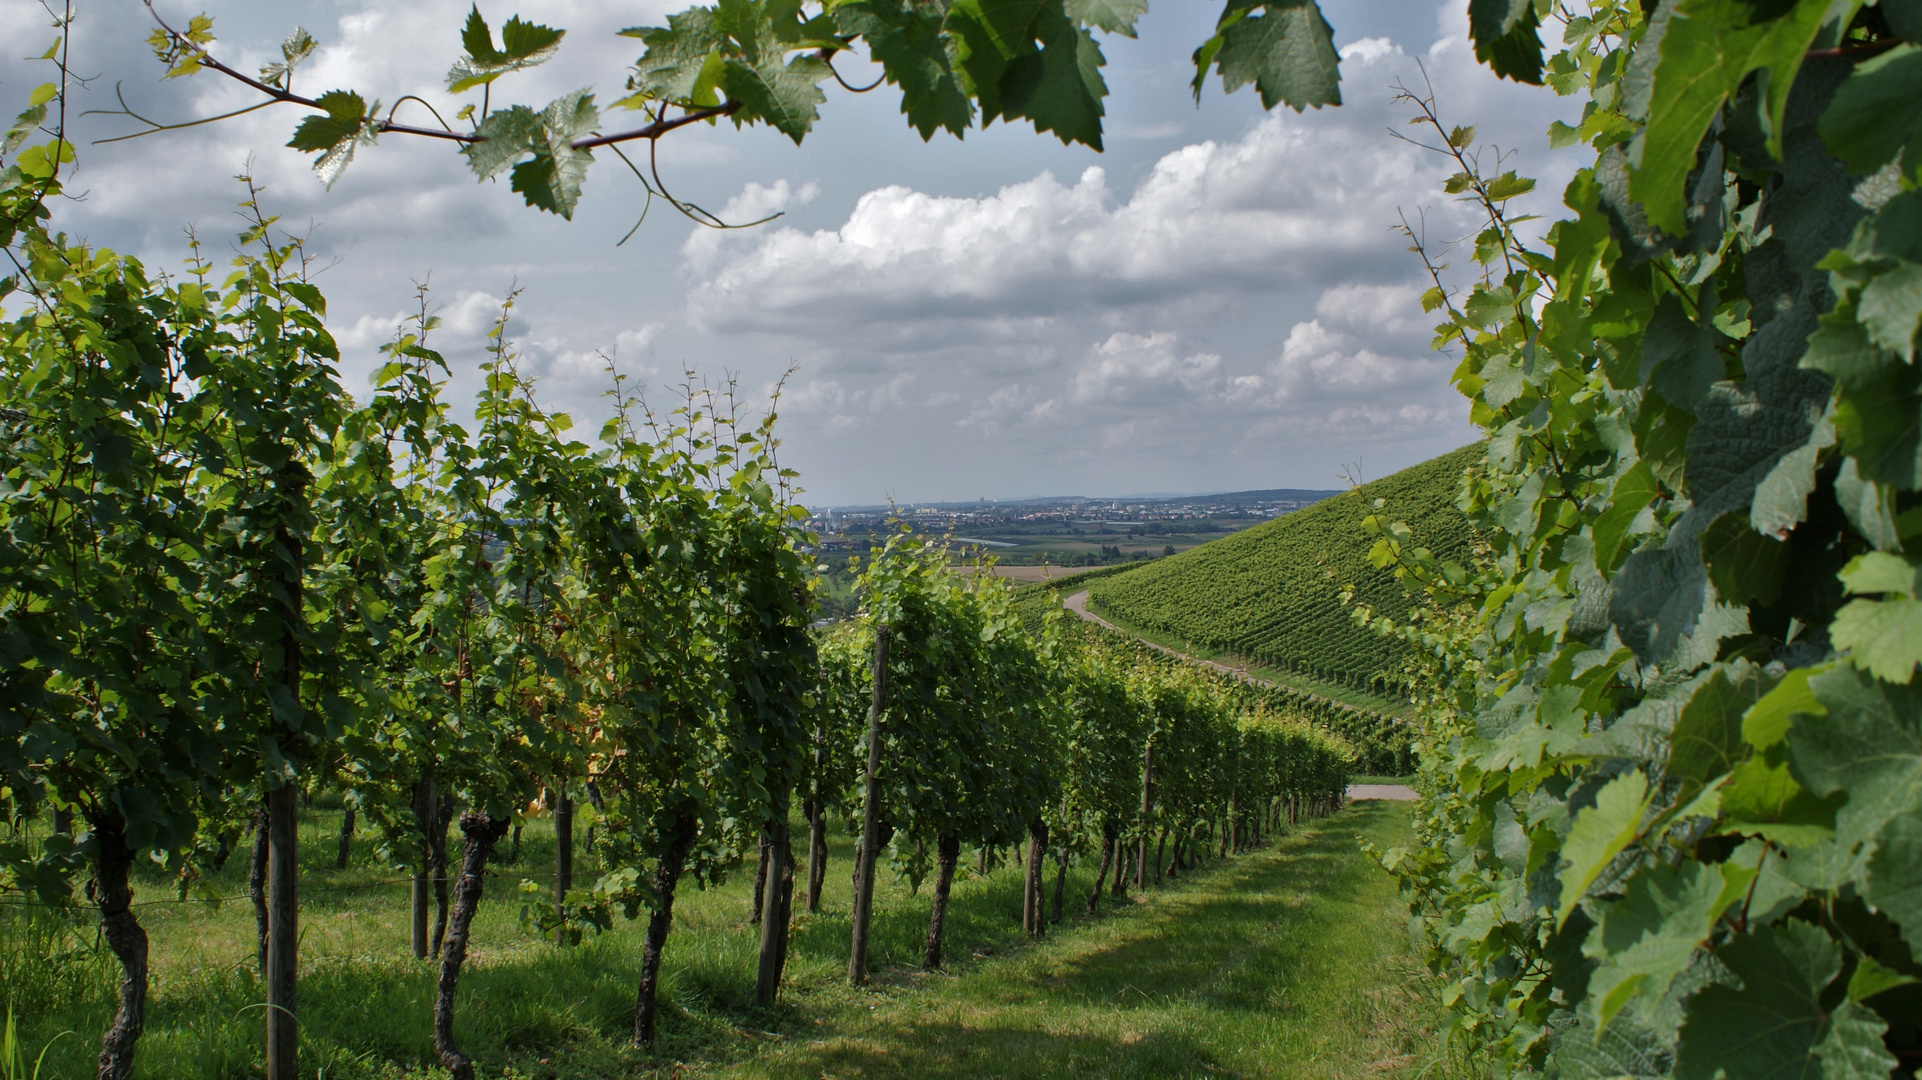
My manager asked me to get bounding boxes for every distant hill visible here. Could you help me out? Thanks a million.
[1086,444,1483,698]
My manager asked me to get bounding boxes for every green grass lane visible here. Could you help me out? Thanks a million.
[0,801,1437,1078]
[712,799,1436,1080]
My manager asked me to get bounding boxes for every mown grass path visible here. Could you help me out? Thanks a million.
[710,799,1435,1080]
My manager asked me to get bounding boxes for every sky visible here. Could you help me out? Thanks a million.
[1,0,1585,506]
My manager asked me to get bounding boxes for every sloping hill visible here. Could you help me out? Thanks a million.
[1086,444,1482,699]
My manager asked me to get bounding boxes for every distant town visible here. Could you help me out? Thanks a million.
[803,488,1344,568]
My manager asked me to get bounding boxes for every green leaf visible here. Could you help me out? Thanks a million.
[720,53,830,143]
[1848,953,1918,1002]
[1791,666,1922,939]
[1640,295,1725,410]
[833,0,973,139]
[1594,462,1660,574]
[1675,922,1897,1080]
[1583,860,1748,1030]
[1834,457,1903,552]
[1629,0,1833,236]
[1557,769,1650,928]
[1886,0,1922,42]
[462,104,542,179]
[1839,551,1921,596]
[1000,6,1107,148]
[504,91,598,218]
[1468,0,1545,85]
[1743,664,1827,748]
[1832,597,1922,684]
[1667,661,1766,798]
[1819,43,1922,180]
[1196,0,1340,113]
[1857,261,1922,363]
[1064,0,1146,35]
[286,89,377,187]
[1721,752,1842,846]
[448,5,566,92]
[1701,511,1789,607]
[258,27,317,90]
[624,7,728,107]
[1481,170,1537,201]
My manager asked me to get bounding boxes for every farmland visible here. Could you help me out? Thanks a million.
[1083,445,1482,705]
[806,488,1340,568]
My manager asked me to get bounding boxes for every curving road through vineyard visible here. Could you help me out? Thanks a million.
[1064,591,1414,802]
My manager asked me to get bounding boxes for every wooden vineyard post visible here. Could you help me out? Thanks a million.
[265,468,304,1080]
[755,806,795,1004]
[1134,742,1154,891]
[806,721,829,912]
[848,626,890,986]
[265,781,298,1080]
[553,786,573,945]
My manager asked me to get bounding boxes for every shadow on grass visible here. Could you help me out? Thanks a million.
[735,802,1411,1080]
[751,1020,1243,1080]
[4,804,1407,1080]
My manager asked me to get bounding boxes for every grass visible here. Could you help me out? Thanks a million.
[710,800,1442,1080]
[0,801,1450,1079]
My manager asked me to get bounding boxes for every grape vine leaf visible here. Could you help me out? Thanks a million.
[1064,0,1147,35]
[1857,261,1922,363]
[1830,553,1922,684]
[1701,511,1790,607]
[286,89,379,188]
[1629,0,1834,236]
[721,53,831,142]
[506,90,598,218]
[1594,462,1660,574]
[1468,0,1545,85]
[622,8,728,107]
[947,0,1110,149]
[258,27,317,91]
[462,104,543,179]
[1674,921,1898,1080]
[1833,459,1903,552]
[1818,43,1922,181]
[1848,953,1920,1002]
[1557,768,1650,928]
[1667,661,1765,796]
[1191,0,1340,112]
[999,6,1108,148]
[1790,665,1922,939]
[830,1,973,139]
[1582,859,1749,1030]
[448,6,566,93]
[1640,294,1726,411]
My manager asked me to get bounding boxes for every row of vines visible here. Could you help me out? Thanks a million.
[0,65,1358,1079]
[1361,0,1922,1076]
[1087,444,1482,700]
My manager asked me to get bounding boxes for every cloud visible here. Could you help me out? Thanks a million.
[1073,331,1222,404]
[678,29,1485,347]
[960,384,1059,431]
[686,103,1440,339]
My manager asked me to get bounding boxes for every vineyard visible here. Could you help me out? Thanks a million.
[1084,445,1482,700]
[0,161,1357,1074]
[6,0,1921,1075]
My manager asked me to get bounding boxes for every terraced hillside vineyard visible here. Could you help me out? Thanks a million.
[1086,445,1482,698]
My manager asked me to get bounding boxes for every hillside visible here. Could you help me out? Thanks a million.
[1086,444,1483,698]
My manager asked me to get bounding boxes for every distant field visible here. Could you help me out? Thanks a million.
[1086,444,1483,698]
[952,523,1262,564]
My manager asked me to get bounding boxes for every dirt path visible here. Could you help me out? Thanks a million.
[1063,590,1417,803]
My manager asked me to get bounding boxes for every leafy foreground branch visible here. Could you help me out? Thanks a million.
[1355,0,1922,1077]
